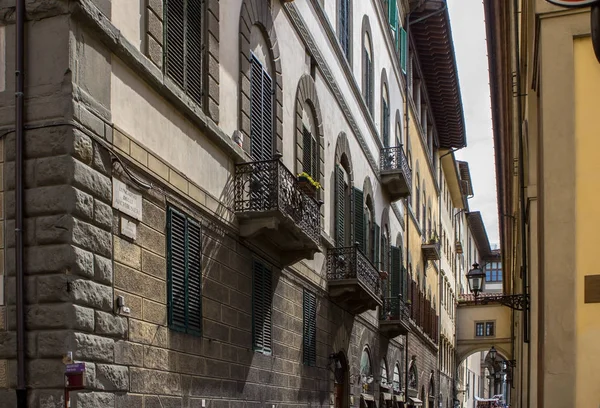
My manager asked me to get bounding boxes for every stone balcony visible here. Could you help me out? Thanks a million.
[422,235,441,261]
[327,244,383,314]
[380,146,412,201]
[234,157,321,266]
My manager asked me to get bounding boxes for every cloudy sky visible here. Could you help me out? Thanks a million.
[447,0,500,247]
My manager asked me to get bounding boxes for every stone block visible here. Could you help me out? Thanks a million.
[177,352,205,375]
[70,391,115,408]
[32,389,65,408]
[144,395,182,408]
[114,237,141,269]
[72,218,112,257]
[3,159,35,190]
[77,30,112,109]
[4,218,35,249]
[143,345,169,370]
[37,330,73,357]
[137,223,165,256]
[128,319,168,348]
[95,364,129,391]
[36,274,71,303]
[148,0,163,17]
[0,390,17,408]
[114,262,165,303]
[35,214,72,245]
[168,169,188,194]
[130,141,148,166]
[5,185,93,220]
[10,303,84,331]
[114,340,144,367]
[94,254,113,285]
[92,141,112,176]
[27,359,67,388]
[72,159,112,203]
[74,332,115,363]
[15,244,93,278]
[181,375,220,397]
[202,297,221,321]
[72,305,96,332]
[203,320,229,343]
[203,278,230,304]
[147,35,163,69]
[116,393,143,408]
[229,327,251,348]
[114,289,142,319]
[146,9,163,45]
[148,154,169,180]
[141,249,166,279]
[94,199,113,230]
[113,129,130,154]
[142,299,167,325]
[205,358,230,378]
[95,311,127,338]
[142,199,166,232]
[130,367,181,395]
[70,279,113,311]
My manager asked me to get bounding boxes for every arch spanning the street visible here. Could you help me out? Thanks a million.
[456,301,513,362]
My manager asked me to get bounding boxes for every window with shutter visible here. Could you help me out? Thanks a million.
[252,260,273,354]
[339,0,350,60]
[399,28,407,74]
[165,0,204,106]
[353,187,365,252]
[335,165,346,247]
[250,55,274,162]
[382,99,390,147]
[303,290,317,366]
[373,223,380,268]
[388,0,398,30]
[391,246,401,301]
[303,127,318,179]
[167,206,202,336]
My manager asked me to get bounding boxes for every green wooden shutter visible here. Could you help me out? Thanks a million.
[391,246,401,299]
[373,223,380,267]
[303,127,312,176]
[252,261,272,354]
[250,56,273,162]
[335,166,346,247]
[339,0,349,58]
[185,0,203,105]
[400,28,408,74]
[383,100,390,147]
[303,290,317,366]
[388,0,398,30]
[402,266,408,302]
[167,206,202,335]
[353,187,365,252]
[165,0,203,105]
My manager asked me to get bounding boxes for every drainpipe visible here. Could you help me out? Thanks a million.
[15,0,27,406]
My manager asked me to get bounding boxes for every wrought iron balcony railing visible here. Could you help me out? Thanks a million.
[380,146,412,185]
[327,244,382,298]
[380,297,411,321]
[234,157,321,245]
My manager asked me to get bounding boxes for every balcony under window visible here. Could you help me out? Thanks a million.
[421,232,441,261]
[234,157,321,266]
[380,146,412,201]
[379,296,410,337]
[327,244,383,314]
[455,239,463,254]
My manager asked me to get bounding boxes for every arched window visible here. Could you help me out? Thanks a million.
[381,80,390,146]
[393,363,402,393]
[382,225,390,276]
[365,194,375,262]
[395,110,403,147]
[408,361,418,390]
[380,359,389,389]
[362,20,374,115]
[360,347,374,393]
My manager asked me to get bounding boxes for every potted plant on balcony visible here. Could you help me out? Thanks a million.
[427,232,439,244]
[297,172,322,198]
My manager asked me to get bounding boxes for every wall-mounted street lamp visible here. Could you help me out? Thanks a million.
[465,264,529,310]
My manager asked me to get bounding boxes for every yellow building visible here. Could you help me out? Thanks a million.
[485,0,600,406]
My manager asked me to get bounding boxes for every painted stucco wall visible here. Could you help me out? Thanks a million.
[574,35,600,407]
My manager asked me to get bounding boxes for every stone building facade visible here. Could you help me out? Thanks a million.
[0,0,473,407]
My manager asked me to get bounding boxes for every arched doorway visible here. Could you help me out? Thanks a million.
[333,351,349,408]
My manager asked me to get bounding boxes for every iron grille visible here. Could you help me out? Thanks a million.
[380,146,412,186]
[326,244,381,297]
[380,297,410,321]
[234,158,321,244]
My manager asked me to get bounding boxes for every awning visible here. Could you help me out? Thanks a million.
[382,393,392,401]
[361,394,375,402]
[408,397,423,406]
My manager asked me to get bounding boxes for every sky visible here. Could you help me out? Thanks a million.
[446,0,500,248]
